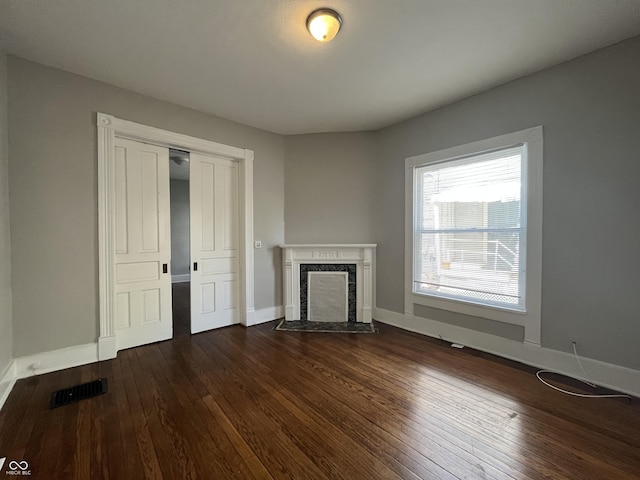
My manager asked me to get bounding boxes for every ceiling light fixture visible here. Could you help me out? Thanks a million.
[170,150,189,166]
[306,8,342,42]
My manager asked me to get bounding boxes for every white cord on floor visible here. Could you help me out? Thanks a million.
[571,342,596,388]
[535,343,631,399]
[535,370,630,398]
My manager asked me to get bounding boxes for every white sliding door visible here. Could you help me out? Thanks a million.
[113,138,172,350]
[190,152,240,333]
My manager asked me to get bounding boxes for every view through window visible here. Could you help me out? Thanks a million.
[413,145,526,310]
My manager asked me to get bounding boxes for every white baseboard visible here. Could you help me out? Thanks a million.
[247,305,284,327]
[171,274,190,284]
[14,342,98,379]
[0,342,99,412]
[374,307,640,398]
[0,360,17,411]
[4,305,634,412]
[98,335,117,361]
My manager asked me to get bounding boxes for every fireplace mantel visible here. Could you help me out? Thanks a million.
[280,244,376,323]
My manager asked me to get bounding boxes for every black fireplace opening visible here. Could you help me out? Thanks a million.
[300,264,356,322]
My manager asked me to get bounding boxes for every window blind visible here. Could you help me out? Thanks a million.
[414,145,526,309]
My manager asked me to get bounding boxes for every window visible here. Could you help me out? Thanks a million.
[414,145,526,310]
[405,127,543,345]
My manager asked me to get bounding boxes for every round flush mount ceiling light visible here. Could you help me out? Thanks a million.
[306,8,342,42]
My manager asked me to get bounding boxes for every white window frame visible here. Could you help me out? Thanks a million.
[404,126,543,347]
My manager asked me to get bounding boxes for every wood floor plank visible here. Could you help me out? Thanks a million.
[375,325,636,427]
[0,376,38,463]
[300,326,640,474]
[118,350,164,480]
[201,394,275,480]
[131,347,200,480]
[198,332,408,480]
[292,330,623,478]
[351,327,640,475]
[123,349,181,480]
[1,284,639,479]
[217,330,457,480]
[244,328,504,480]
[73,365,96,480]
[52,366,86,478]
[153,340,261,479]
[90,374,111,480]
[186,334,334,480]
[30,366,77,478]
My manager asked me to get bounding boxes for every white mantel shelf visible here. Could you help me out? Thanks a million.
[279,244,376,323]
[279,244,378,248]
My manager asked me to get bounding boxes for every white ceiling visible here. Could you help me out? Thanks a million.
[1,1,640,135]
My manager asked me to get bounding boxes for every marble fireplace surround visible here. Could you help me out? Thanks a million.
[280,244,377,323]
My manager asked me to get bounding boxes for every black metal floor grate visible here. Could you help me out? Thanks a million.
[49,378,108,408]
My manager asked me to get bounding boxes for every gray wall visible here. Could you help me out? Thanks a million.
[375,36,640,369]
[170,179,190,276]
[6,36,640,372]
[285,132,376,243]
[8,56,285,357]
[0,52,12,375]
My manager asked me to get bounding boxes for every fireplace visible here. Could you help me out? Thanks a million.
[301,264,356,322]
[280,244,376,323]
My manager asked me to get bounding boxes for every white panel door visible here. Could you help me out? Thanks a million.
[114,137,172,350]
[190,152,239,333]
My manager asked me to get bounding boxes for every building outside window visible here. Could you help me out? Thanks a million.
[414,145,525,310]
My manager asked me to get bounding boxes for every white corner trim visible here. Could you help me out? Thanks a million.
[14,343,99,379]
[248,305,284,327]
[240,149,255,326]
[98,335,117,361]
[0,360,17,411]
[171,274,190,284]
[244,308,256,327]
[374,307,640,398]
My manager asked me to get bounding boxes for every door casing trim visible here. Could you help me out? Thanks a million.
[97,112,254,360]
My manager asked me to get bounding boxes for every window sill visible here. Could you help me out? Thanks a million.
[410,291,526,327]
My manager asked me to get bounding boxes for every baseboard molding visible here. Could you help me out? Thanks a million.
[0,360,17,411]
[374,307,640,398]
[171,274,190,284]
[98,335,117,361]
[1,342,99,412]
[14,342,99,379]
[247,305,284,327]
[5,306,635,410]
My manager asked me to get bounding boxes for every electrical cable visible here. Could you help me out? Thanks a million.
[535,343,631,399]
[571,342,596,388]
[535,370,630,399]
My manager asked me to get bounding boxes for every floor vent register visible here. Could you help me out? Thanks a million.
[49,378,108,408]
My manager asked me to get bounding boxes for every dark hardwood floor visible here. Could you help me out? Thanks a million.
[1,283,639,479]
[171,281,191,338]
